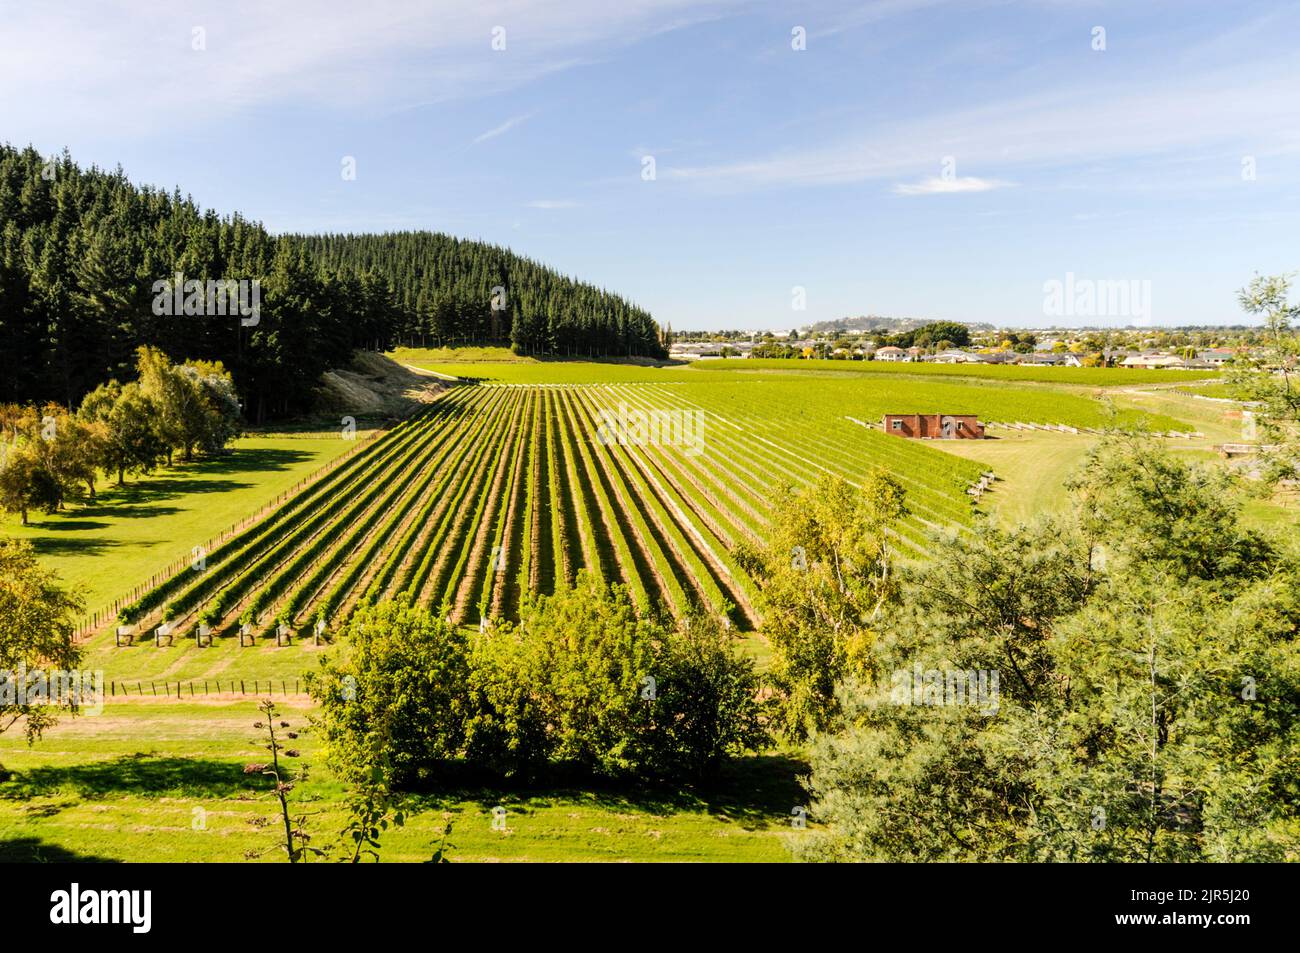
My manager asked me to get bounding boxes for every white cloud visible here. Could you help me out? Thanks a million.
[0,0,743,137]
[893,176,1010,196]
[668,62,1300,192]
[526,199,579,209]
[473,113,535,145]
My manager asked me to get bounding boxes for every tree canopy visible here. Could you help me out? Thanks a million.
[796,439,1300,862]
[0,143,664,421]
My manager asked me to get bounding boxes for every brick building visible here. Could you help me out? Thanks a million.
[882,413,984,439]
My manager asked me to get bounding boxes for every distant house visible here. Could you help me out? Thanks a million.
[883,413,985,439]
[875,346,908,362]
[1122,353,1186,370]
[1018,352,1082,367]
[906,346,924,360]
[1198,348,1236,366]
[929,349,978,363]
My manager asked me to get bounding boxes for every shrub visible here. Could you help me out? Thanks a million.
[312,573,767,786]
[310,598,473,787]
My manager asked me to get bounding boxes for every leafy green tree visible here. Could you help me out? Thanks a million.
[736,470,907,739]
[914,320,970,348]
[0,434,41,525]
[78,379,163,484]
[1068,433,1277,582]
[796,441,1299,862]
[471,572,657,777]
[0,539,85,765]
[632,611,768,780]
[0,405,97,519]
[1226,273,1299,482]
[136,345,204,463]
[313,575,764,785]
[183,360,241,453]
[309,599,473,788]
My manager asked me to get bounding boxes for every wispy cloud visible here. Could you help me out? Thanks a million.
[668,61,1300,192]
[526,199,579,209]
[0,0,743,136]
[893,176,1010,196]
[474,113,535,145]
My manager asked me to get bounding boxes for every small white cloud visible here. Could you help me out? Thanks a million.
[526,199,579,209]
[893,176,1011,196]
[473,112,535,144]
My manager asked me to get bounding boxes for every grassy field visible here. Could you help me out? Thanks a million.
[1174,381,1240,399]
[0,699,801,862]
[683,356,1220,386]
[937,386,1298,531]
[3,432,373,614]
[393,347,1219,388]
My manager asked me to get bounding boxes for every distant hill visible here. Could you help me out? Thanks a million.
[804,315,995,335]
[0,143,663,419]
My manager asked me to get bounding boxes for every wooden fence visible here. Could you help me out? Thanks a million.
[107,679,309,698]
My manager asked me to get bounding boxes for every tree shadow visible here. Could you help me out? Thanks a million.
[2,754,252,800]
[30,519,111,532]
[80,447,312,508]
[194,447,311,477]
[24,536,120,559]
[0,837,122,863]
[411,752,808,832]
[90,479,250,505]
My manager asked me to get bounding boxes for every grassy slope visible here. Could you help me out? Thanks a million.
[3,433,371,614]
[935,386,1298,531]
[0,700,799,862]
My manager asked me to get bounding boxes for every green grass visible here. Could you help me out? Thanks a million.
[2,433,372,614]
[1174,381,1238,399]
[934,386,1300,531]
[394,350,1194,430]
[936,430,1097,527]
[389,345,538,365]
[70,361,1196,683]
[692,357,1221,386]
[0,700,801,862]
[393,348,1219,388]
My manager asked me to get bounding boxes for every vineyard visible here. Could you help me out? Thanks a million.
[102,379,1010,648]
[94,355,1202,654]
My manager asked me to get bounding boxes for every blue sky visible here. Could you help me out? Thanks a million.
[3,0,1299,330]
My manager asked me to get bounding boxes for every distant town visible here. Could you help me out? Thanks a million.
[666,319,1273,370]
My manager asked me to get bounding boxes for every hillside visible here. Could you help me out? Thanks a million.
[0,144,663,420]
[804,314,996,335]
